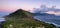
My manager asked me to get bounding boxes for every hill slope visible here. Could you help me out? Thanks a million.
[3,9,56,28]
[33,12,60,25]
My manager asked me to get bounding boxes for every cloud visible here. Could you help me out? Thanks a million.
[33,5,60,15]
[46,11,60,16]
[40,5,60,12]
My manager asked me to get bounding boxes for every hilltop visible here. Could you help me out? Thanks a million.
[3,9,56,28]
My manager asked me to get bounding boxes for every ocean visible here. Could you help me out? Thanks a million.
[0,12,9,22]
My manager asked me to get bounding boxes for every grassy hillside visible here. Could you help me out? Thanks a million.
[3,9,56,28]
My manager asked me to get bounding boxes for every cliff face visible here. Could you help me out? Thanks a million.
[3,9,56,28]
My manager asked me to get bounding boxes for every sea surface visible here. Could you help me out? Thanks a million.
[0,12,9,22]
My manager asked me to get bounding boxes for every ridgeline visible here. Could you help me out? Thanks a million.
[3,9,56,28]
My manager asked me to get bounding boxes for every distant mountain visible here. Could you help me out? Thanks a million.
[33,12,60,27]
[0,12,9,17]
[33,12,60,19]
[3,9,56,28]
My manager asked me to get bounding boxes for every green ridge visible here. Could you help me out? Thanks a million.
[3,9,56,28]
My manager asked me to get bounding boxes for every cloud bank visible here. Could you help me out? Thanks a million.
[33,5,60,15]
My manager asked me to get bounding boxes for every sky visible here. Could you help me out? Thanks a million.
[0,0,60,13]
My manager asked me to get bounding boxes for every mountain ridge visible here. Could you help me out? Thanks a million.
[3,9,56,28]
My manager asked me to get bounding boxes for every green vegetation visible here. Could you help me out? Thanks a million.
[3,9,56,28]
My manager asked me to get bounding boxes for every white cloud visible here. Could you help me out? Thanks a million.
[33,5,60,15]
[46,11,60,15]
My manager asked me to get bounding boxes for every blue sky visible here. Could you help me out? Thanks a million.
[0,0,60,12]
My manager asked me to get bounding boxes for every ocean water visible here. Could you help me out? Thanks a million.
[0,12,9,22]
[0,18,5,22]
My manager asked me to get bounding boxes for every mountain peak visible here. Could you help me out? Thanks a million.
[5,9,32,18]
[15,9,24,13]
